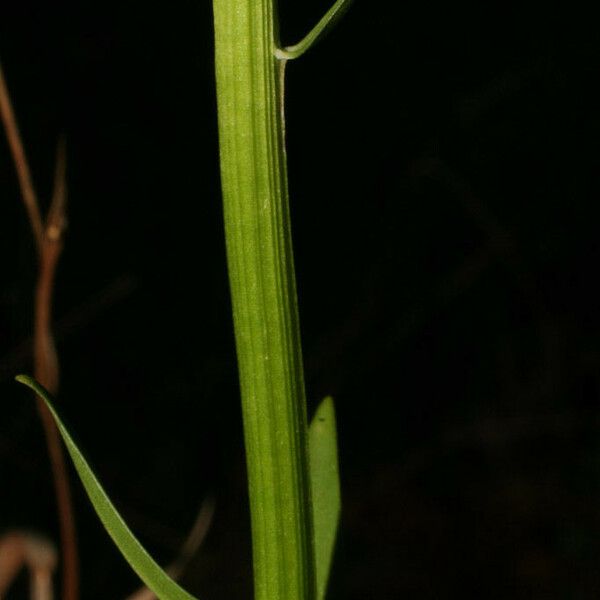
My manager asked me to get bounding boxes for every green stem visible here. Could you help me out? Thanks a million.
[212,3,314,600]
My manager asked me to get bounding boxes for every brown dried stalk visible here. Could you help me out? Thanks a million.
[0,60,79,600]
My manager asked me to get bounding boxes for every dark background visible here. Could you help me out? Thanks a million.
[2,1,600,598]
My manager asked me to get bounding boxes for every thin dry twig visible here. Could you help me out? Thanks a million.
[32,136,79,600]
[0,60,79,600]
[34,137,67,393]
[0,61,44,249]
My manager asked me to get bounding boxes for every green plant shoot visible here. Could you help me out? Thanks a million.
[212,0,349,599]
[12,1,351,598]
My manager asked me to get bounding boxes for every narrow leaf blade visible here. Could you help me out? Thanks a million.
[309,396,341,600]
[16,374,198,600]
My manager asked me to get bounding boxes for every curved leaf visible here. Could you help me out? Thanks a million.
[16,374,199,600]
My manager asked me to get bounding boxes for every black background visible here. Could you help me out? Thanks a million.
[2,1,600,598]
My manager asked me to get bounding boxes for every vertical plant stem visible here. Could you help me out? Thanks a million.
[212,3,315,600]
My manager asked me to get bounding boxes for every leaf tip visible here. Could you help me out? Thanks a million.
[15,373,34,387]
[15,374,50,405]
[313,395,336,425]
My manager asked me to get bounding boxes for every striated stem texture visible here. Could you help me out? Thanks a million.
[212,2,315,600]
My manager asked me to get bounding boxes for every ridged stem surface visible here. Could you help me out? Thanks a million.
[212,3,315,600]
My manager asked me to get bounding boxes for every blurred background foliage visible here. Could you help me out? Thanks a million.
[2,1,600,598]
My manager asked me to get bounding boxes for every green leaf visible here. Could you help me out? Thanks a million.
[15,374,199,600]
[275,0,354,60]
[308,396,341,600]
